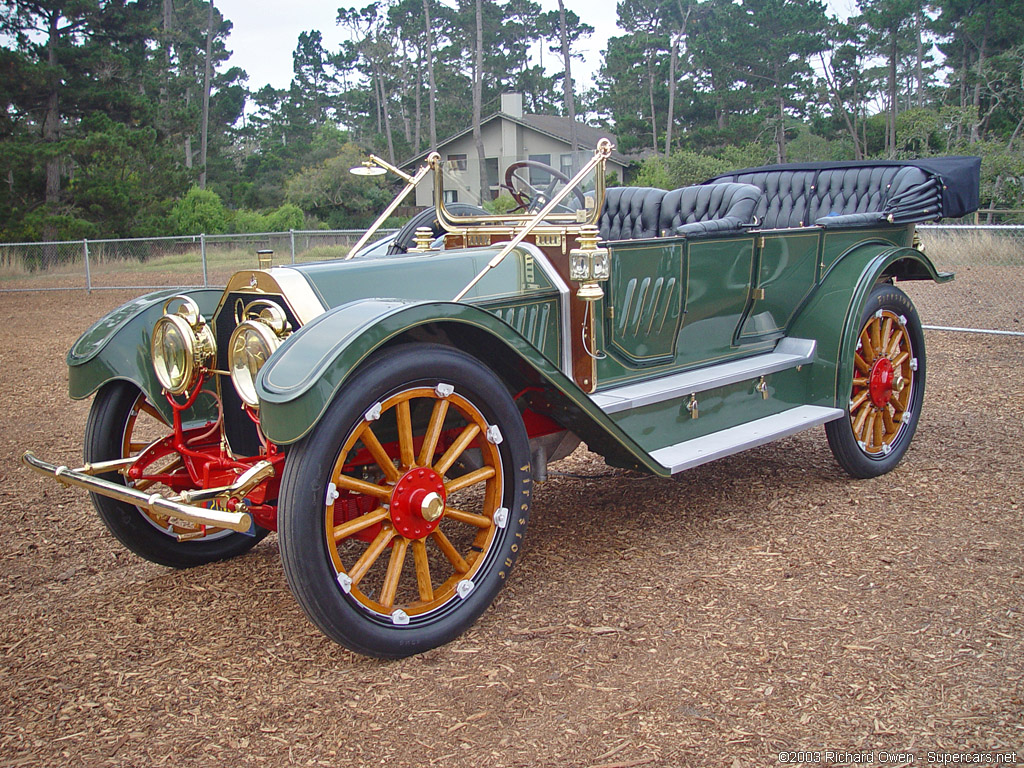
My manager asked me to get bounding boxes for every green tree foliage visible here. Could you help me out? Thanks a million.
[170,186,228,234]
[284,143,395,228]
[3,0,1024,243]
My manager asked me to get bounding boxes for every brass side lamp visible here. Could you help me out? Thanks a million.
[568,225,610,301]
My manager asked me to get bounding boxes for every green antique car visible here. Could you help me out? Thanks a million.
[24,140,980,658]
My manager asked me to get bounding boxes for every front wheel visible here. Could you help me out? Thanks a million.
[277,345,531,658]
[84,381,268,568]
[826,283,926,478]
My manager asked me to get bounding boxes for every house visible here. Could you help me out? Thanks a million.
[402,93,630,208]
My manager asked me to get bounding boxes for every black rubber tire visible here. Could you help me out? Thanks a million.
[277,344,531,658]
[826,283,926,479]
[84,381,268,568]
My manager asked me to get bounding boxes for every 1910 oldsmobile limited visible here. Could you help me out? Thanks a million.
[24,140,980,658]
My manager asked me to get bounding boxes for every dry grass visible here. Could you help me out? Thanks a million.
[0,290,1022,767]
[918,227,1023,269]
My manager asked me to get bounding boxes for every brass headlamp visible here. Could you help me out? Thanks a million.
[151,295,216,395]
[228,300,291,408]
[568,225,610,301]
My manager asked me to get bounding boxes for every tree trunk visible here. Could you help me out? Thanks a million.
[43,9,61,247]
[775,93,786,163]
[473,0,487,204]
[399,37,412,145]
[887,34,898,157]
[376,68,397,163]
[665,32,677,156]
[414,43,423,151]
[557,0,578,153]
[820,52,862,159]
[970,34,987,144]
[199,0,214,189]
[914,8,924,108]
[424,0,437,151]
[646,51,658,155]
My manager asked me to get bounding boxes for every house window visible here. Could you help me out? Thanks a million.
[485,157,499,190]
[443,190,459,204]
[560,153,574,179]
[447,154,467,171]
[529,154,551,186]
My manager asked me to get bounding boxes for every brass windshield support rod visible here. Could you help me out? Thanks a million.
[452,139,613,302]
[344,157,433,261]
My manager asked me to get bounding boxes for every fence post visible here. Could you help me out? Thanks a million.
[200,233,208,287]
[83,239,92,294]
[290,229,296,264]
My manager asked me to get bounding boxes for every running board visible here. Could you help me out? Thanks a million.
[592,338,816,415]
[650,405,844,474]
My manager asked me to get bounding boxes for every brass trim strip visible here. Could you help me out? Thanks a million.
[22,451,254,533]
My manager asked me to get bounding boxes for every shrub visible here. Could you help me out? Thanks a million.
[170,187,228,235]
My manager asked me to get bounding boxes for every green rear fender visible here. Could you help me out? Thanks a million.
[255,299,666,474]
[789,244,950,408]
[66,288,223,423]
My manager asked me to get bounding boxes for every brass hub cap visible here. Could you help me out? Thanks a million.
[390,468,446,539]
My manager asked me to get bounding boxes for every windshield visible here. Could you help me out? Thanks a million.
[425,146,608,229]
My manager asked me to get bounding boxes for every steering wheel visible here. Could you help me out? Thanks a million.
[502,160,587,213]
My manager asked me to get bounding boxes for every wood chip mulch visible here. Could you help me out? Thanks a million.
[1,288,1021,767]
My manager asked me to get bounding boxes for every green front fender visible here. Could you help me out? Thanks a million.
[255,299,667,474]
[66,288,224,422]
[789,244,951,409]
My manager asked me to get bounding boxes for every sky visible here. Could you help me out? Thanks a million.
[215,0,859,96]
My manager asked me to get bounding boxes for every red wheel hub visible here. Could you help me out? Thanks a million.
[390,467,446,540]
[868,357,895,407]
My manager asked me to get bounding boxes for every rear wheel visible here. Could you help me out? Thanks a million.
[85,381,267,567]
[826,283,926,478]
[278,345,531,658]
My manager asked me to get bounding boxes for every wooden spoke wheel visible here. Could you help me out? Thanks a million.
[826,283,926,478]
[278,345,531,658]
[84,381,267,567]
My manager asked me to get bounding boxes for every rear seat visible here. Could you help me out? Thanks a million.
[598,183,760,241]
[711,165,934,229]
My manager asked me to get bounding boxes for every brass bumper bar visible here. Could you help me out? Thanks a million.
[22,451,255,534]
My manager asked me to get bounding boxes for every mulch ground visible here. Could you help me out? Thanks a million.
[0,288,1021,767]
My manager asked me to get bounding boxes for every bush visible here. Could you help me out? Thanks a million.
[170,187,229,235]
[266,203,305,231]
[483,193,519,215]
[631,151,731,190]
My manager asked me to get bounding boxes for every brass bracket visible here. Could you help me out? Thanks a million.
[755,376,770,400]
[751,287,765,301]
[687,395,699,420]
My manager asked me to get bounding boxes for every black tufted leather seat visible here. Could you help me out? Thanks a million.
[598,183,761,241]
[712,165,936,229]
[598,187,667,241]
[659,183,761,236]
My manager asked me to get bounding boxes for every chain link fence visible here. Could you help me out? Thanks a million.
[0,225,1020,336]
[907,225,1023,336]
[0,229,396,293]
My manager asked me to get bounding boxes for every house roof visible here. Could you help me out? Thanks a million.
[402,110,630,169]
